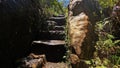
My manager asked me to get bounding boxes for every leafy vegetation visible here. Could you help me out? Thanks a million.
[35,0,68,32]
[99,0,119,18]
[85,17,120,68]
[39,0,67,16]
[85,1,120,68]
[98,0,118,8]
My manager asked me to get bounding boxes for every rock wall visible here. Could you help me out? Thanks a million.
[0,0,46,68]
[68,0,100,68]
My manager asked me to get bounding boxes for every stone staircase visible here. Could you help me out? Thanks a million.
[17,15,69,68]
[38,15,66,40]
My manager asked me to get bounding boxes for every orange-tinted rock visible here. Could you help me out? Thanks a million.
[69,12,89,55]
[70,54,80,64]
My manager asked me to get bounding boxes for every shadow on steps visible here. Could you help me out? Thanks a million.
[31,40,67,62]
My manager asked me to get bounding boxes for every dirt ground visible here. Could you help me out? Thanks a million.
[44,62,70,68]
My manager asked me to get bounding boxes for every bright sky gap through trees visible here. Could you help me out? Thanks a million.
[58,0,70,7]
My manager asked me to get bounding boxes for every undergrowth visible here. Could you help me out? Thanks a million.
[85,17,120,68]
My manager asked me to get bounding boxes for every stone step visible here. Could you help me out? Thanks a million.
[52,26,65,31]
[48,30,64,33]
[32,40,65,45]
[48,16,66,26]
[31,40,66,62]
[38,30,65,40]
[52,14,65,17]
[46,20,65,30]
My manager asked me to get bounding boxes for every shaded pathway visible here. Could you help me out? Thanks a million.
[17,15,69,68]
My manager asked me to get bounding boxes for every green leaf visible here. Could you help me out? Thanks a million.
[107,34,115,39]
[116,57,120,65]
[103,58,109,65]
[113,65,119,68]
[114,40,120,45]
[85,61,91,65]
[96,65,107,68]
[104,39,113,46]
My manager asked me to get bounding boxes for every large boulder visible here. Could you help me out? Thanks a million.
[68,0,100,68]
